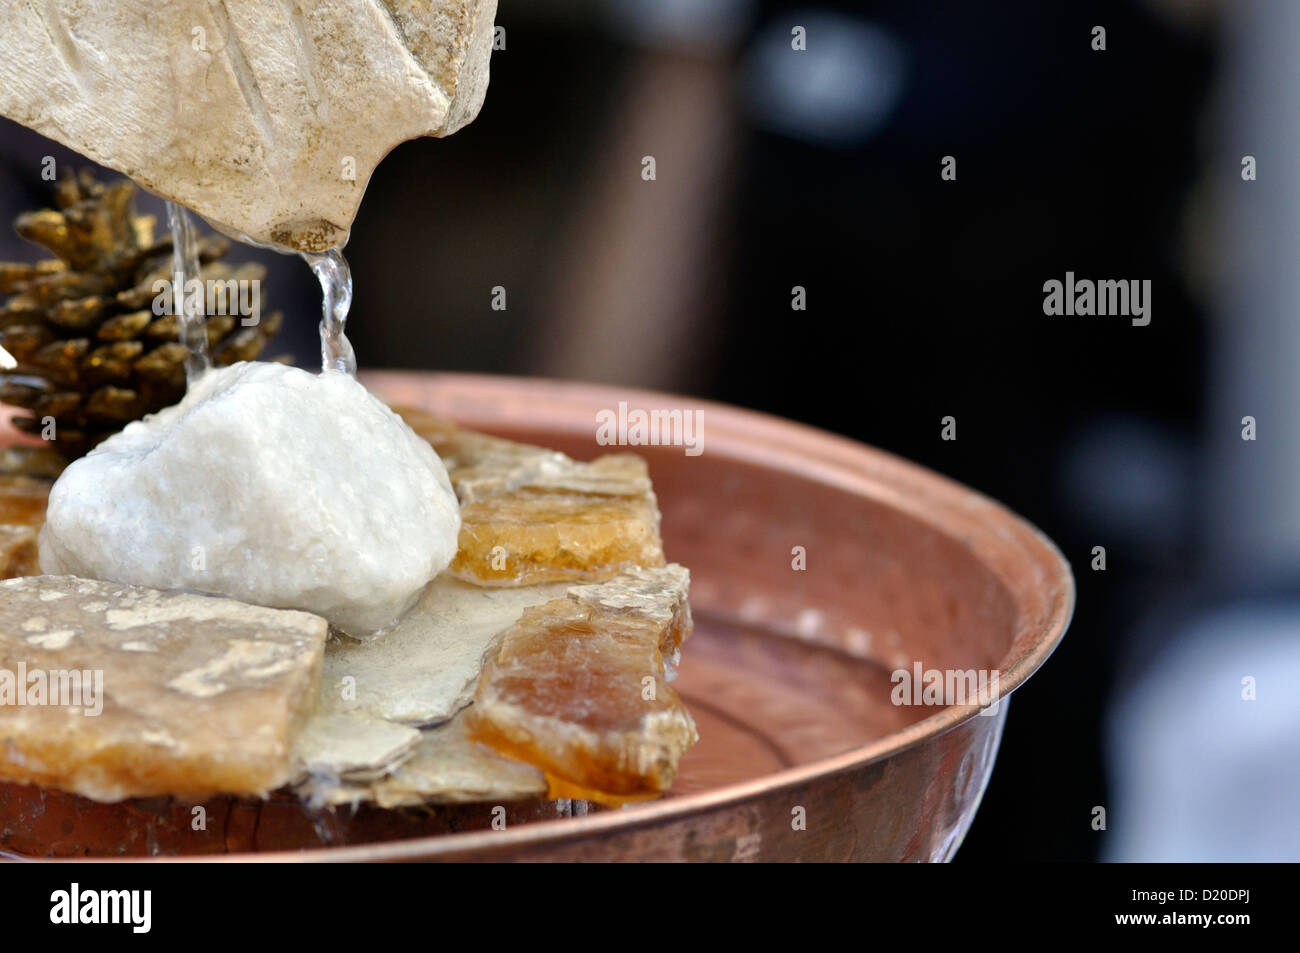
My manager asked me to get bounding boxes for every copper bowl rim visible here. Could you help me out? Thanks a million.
[68,372,1077,862]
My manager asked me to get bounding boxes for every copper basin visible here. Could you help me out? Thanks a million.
[0,373,1074,862]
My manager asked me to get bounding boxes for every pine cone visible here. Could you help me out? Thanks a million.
[0,169,285,460]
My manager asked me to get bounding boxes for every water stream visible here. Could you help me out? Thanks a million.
[302,249,356,376]
[165,201,212,383]
[169,205,357,379]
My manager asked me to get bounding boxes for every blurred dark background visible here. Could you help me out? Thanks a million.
[3,0,1297,860]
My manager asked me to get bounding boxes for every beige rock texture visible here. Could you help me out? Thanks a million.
[0,1,498,251]
[289,416,697,806]
[0,574,327,802]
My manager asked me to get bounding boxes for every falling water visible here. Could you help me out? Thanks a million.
[165,201,212,384]
[164,213,357,377]
[303,249,357,376]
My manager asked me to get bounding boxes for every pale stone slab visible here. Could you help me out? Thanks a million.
[293,711,420,781]
[0,0,498,251]
[320,573,569,725]
[297,708,546,807]
[0,574,327,802]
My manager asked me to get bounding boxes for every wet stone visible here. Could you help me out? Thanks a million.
[292,712,420,783]
[395,407,666,586]
[318,574,571,725]
[466,565,697,805]
[0,574,327,802]
[296,708,546,808]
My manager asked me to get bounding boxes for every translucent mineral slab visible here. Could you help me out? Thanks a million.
[297,709,546,808]
[466,565,697,804]
[320,574,570,725]
[0,575,327,802]
[394,407,665,586]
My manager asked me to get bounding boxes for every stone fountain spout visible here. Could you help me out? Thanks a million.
[0,1,498,252]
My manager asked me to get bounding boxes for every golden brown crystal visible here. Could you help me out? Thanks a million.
[466,566,697,804]
[395,406,666,586]
[297,567,697,806]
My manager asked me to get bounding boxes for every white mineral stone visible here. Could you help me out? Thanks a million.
[0,0,497,252]
[38,361,461,635]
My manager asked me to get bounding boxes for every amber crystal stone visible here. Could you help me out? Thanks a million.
[395,406,666,586]
[466,566,697,804]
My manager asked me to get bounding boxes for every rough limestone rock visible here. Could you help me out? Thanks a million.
[0,0,497,251]
[38,361,461,634]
